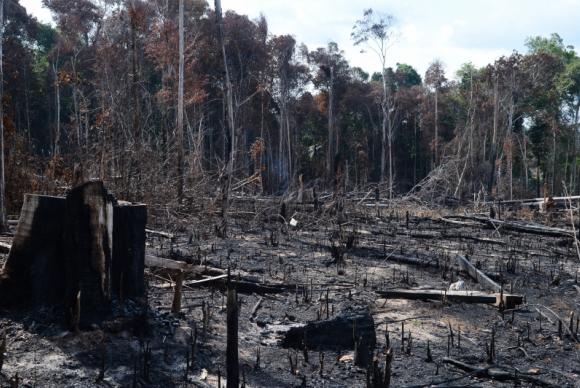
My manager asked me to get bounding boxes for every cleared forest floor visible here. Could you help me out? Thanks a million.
[1,195,579,387]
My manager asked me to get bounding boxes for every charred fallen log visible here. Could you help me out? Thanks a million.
[281,308,376,367]
[442,357,557,387]
[447,214,575,238]
[377,289,523,309]
[456,255,502,292]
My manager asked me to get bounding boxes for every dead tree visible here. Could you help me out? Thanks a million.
[0,0,6,234]
[215,0,236,236]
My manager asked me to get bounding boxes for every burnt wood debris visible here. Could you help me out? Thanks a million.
[0,181,146,325]
[1,183,580,387]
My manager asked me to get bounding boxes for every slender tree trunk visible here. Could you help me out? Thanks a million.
[215,0,235,233]
[53,60,61,156]
[0,0,6,232]
[388,126,393,198]
[488,74,499,194]
[176,0,184,202]
[552,123,556,193]
[381,67,387,184]
[571,103,580,193]
[327,66,334,182]
[286,106,292,187]
[129,0,141,194]
[130,1,140,144]
[434,88,438,165]
[507,92,515,200]
[24,67,31,144]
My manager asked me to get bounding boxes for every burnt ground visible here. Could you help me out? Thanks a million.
[0,196,580,387]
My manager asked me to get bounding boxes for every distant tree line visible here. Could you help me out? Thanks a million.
[1,0,580,225]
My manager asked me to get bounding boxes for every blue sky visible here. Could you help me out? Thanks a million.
[20,0,580,80]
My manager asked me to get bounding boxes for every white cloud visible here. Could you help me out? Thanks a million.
[20,0,53,24]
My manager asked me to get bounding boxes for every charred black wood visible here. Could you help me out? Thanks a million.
[281,308,376,367]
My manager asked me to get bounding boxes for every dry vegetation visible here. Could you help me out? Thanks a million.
[1,187,579,387]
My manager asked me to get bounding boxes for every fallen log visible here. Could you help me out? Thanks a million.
[442,357,557,387]
[377,289,523,309]
[356,248,503,282]
[145,229,175,241]
[250,297,263,319]
[456,255,502,292]
[145,254,190,271]
[485,194,580,207]
[281,308,376,367]
[448,215,575,238]
[187,277,291,294]
[187,274,228,286]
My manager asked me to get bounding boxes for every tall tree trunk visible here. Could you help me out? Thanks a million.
[381,68,387,184]
[215,0,235,234]
[507,90,515,200]
[488,74,499,194]
[0,0,6,233]
[552,123,556,193]
[130,1,140,144]
[176,0,184,202]
[53,60,61,156]
[434,88,438,165]
[129,1,141,194]
[285,105,292,188]
[571,102,580,193]
[326,66,334,183]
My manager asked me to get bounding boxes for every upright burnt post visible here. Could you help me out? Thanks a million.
[0,194,66,305]
[226,270,239,388]
[63,181,115,325]
[112,201,147,300]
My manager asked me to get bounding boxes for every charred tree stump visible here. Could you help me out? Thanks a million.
[112,201,147,300]
[0,194,66,305]
[281,308,376,367]
[0,181,147,326]
[63,182,116,324]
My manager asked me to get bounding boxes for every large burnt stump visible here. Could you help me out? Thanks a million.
[0,181,147,327]
[0,195,66,304]
[281,308,376,367]
[112,201,147,300]
[64,182,116,324]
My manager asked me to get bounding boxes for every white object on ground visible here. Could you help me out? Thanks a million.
[449,280,466,291]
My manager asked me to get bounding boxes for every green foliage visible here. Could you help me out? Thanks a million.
[395,63,421,88]
[526,33,575,63]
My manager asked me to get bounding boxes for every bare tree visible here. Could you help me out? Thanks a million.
[215,0,235,234]
[352,8,396,197]
[0,0,6,232]
[177,0,184,202]
[425,60,447,167]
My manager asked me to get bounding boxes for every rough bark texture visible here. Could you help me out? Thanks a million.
[63,181,116,321]
[0,194,66,304]
[112,201,147,300]
[281,308,376,367]
[0,181,147,324]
